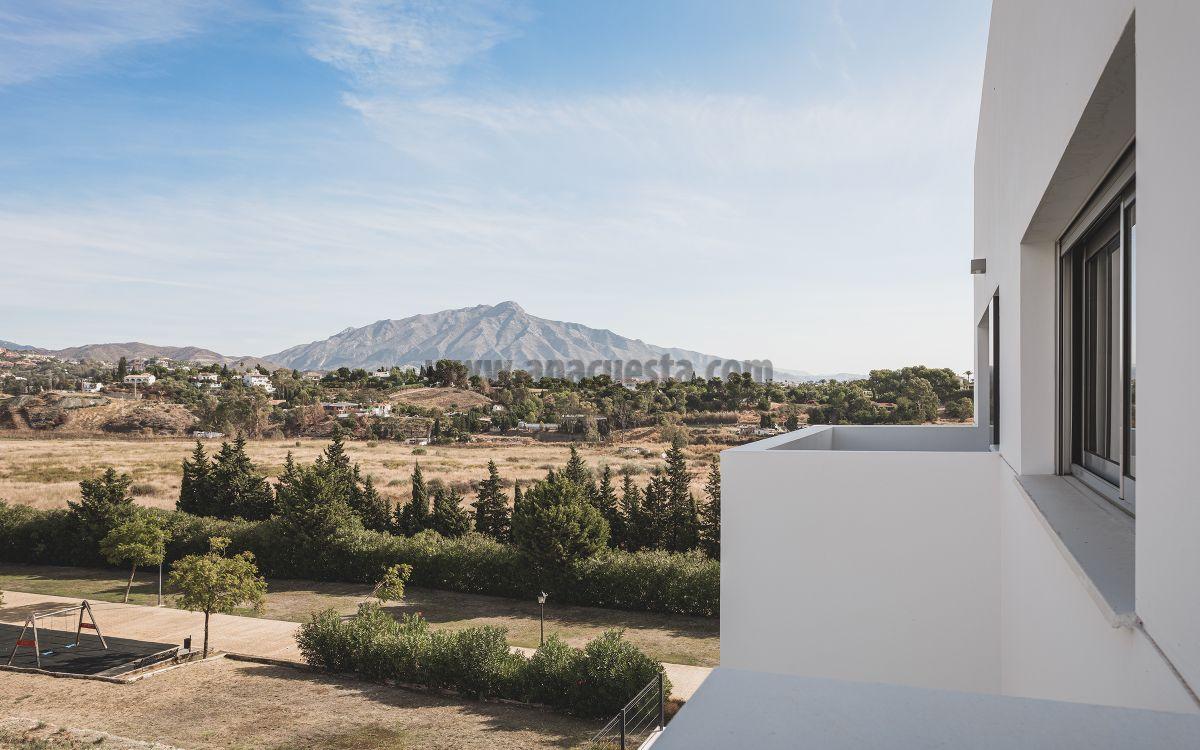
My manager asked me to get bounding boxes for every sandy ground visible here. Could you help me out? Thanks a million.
[0,591,710,700]
[0,436,720,511]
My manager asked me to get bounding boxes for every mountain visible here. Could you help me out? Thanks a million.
[0,340,41,352]
[42,342,278,371]
[266,301,832,380]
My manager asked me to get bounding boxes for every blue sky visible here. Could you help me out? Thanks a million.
[0,0,991,373]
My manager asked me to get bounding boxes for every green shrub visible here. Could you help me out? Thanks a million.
[297,610,665,717]
[426,625,524,698]
[522,634,584,705]
[572,629,671,717]
[295,607,353,672]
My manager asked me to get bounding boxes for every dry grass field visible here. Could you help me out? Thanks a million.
[0,657,596,749]
[0,435,722,511]
[389,386,494,411]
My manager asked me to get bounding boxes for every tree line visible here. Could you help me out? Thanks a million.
[175,432,720,573]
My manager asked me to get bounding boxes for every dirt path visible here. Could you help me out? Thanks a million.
[0,591,710,699]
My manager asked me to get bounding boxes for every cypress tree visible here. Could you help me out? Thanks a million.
[662,440,699,552]
[562,446,595,496]
[640,470,670,551]
[472,459,510,540]
[512,482,524,515]
[595,465,622,547]
[618,474,643,551]
[395,462,430,535]
[178,441,214,516]
[699,459,721,559]
[429,483,471,538]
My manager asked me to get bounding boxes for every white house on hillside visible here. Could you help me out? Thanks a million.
[653,3,1200,748]
[242,372,275,394]
[122,373,155,386]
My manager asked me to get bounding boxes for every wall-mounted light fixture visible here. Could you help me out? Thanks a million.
[970,258,987,275]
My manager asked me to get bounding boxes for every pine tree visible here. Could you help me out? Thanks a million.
[595,465,622,547]
[511,472,608,571]
[354,473,391,531]
[699,459,721,559]
[314,429,390,531]
[429,483,471,537]
[116,357,128,381]
[472,460,510,540]
[275,460,356,542]
[210,436,275,520]
[70,468,135,546]
[394,462,430,535]
[178,441,214,516]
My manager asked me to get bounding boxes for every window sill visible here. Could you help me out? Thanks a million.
[1014,474,1135,628]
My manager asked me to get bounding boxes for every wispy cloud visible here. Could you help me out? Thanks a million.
[298,0,528,91]
[0,1,227,86]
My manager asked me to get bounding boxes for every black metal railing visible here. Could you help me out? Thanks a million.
[587,672,666,750]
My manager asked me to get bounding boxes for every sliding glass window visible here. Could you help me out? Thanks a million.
[1062,181,1136,513]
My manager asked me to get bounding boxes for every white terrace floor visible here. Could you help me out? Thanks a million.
[0,590,710,699]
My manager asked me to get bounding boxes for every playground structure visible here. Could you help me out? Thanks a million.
[6,600,107,669]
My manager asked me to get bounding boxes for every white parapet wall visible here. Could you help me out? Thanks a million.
[722,425,1004,695]
[721,425,1197,713]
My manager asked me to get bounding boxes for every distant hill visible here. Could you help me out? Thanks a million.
[41,342,278,371]
[265,301,843,381]
[0,340,41,351]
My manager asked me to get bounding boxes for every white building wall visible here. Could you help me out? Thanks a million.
[998,481,1195,713]
[975,0,1200,707]
[721,447,1003,695]
[973,0,1133,476]
[1134,0,1200,696]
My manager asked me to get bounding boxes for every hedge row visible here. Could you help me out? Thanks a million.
[297,603,669,717]
[0,503,719,617]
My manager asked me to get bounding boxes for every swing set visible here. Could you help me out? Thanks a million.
[6,600,107,669]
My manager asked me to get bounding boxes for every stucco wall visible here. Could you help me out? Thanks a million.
[998,480,1196,713]
[1133,0,1200,696]
[973,0,1133,476]
[974,0,1200,706]
[720,448,1003,694]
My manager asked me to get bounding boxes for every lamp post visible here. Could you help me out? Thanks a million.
[537,591,548,646]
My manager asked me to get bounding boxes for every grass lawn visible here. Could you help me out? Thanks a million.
[0,563,719,667]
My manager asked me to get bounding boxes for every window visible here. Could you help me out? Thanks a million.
[990,294,1000,447]
[1061,177,1135,513]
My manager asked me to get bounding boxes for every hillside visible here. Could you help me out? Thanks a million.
[0,392,196,434]
[389,387,494,411]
